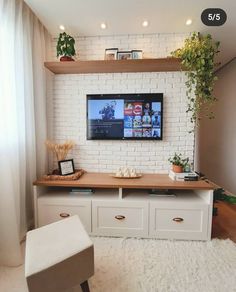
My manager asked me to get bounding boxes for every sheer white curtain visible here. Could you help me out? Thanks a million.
[0,0,51,266]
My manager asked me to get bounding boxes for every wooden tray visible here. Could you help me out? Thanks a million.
[110,174,142,179]
[43,169,85,181]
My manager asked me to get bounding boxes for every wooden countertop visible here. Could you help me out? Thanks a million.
[33,173,214,190]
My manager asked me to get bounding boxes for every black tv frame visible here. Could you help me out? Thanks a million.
[86,93,163,140]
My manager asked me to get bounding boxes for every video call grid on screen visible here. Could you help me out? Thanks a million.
[86,93,163,140]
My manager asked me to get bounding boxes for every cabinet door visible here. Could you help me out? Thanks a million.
[149,203,209,240]
[92,200,148,237]
[38,198,91,233]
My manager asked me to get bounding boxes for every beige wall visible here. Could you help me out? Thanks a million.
[196,58,236,194]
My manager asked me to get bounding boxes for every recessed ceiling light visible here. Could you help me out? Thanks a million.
[142,20,149,27]
[101,23,107,29]
[186,19,192,26]
[59,25,65,30]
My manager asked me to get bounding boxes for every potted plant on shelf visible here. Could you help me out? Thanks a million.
[171,32,220,127]
[57,32,76,61]
[168,153,189,173]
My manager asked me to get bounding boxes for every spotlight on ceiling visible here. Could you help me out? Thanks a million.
[142,20,149,27]
[186,19,192,26]
[101,23,107,29]
[59,25,65,31]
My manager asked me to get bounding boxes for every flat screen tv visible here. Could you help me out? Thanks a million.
[87,93,163,140]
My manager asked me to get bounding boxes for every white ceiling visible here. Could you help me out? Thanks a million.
[25,0,236,66]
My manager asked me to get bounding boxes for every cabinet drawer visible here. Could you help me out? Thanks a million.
[150,204,208,240]
[92,201,148,237]
[38,198,91,232]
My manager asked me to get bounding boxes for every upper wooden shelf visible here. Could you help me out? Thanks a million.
[44,58,183,74]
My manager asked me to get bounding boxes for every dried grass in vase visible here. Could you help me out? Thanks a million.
[45,140,75,161]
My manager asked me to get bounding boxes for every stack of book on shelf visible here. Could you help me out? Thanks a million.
[169,170,199,181]
[148,189,176,197]
[70,188,94,195]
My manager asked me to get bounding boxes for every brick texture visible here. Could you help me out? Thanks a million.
[49,33,194,173]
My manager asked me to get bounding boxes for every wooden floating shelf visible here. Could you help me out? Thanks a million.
[44,58,184,74]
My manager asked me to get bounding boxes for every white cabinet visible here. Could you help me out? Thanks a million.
[149,204,208,240]
[149,192,209,240]
[92,200,149,237]
[37,193,92,232]
[34,185,213,241]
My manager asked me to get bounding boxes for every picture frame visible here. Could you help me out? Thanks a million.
[117,51,132,60]
[58,159,75,176]
[104,48,118,60]
[132,50,143,59]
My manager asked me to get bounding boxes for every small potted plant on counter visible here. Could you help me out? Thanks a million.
[57,32,76,61]
[168,153,189,173]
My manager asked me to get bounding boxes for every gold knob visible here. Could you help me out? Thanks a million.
[59,213,70,218]
[173,217,184,223]
[115,215,126,220]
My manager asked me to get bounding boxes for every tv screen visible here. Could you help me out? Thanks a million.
[87,93,163,140]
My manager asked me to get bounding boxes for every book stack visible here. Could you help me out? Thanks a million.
[70,188,94,195]
[148,189,176,197]
[169,170,198,181]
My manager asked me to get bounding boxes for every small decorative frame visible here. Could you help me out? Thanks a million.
[117,51,132,60]
[58,159,75,176]
[132,50,143,59]
[104,48,118,60]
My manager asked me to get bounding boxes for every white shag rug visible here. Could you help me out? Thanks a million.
[1,237,236,292]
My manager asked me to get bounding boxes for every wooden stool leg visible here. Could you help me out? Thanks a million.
[80,280,90,292]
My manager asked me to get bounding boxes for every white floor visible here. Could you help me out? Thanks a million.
[1,237,236,292]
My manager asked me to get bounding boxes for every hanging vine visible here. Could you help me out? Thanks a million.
[171,32,220,126]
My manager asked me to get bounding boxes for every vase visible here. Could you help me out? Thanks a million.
[172,165,183,173]
[60,56,74,61]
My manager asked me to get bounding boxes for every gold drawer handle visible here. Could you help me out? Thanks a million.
[115,215,126,220]
[60,212,70,218]
[173,217,184,223]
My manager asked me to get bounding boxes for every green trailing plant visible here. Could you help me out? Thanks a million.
[168,153,189,168]
[214,188,236,204]
[171,32,220,125]
[213,188,236,216]
[57,32,76,58]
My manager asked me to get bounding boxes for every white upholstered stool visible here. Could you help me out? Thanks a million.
[25,215,94,292]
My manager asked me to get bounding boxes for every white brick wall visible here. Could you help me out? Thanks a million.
[49,33,194,173]
[52,33,188,60]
